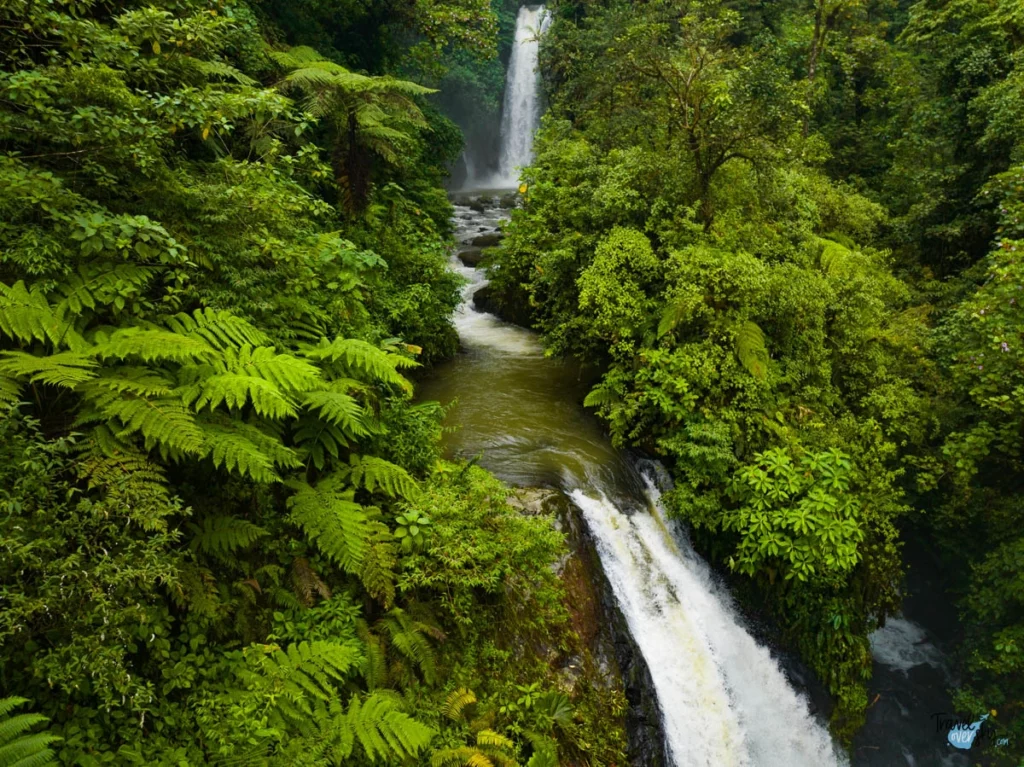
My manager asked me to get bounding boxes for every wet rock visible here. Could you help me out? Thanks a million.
[560,496,669,767]
[507,487,564,516]
[468,199,487,213]
[470,232,503,248]
[473,284,534,328]
[498,192,520,209]
[457,247,485,267]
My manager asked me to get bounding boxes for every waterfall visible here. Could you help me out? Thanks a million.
[572,474,848,767]
[465,5,548,189]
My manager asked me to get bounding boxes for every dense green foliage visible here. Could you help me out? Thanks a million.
[0,1,626,764]
[487,0,1024,756]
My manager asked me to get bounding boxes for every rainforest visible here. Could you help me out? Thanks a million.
[0,0,1022,765]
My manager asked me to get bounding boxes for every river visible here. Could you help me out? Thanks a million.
[418,200,849,766]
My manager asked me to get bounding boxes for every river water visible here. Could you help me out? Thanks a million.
[418,201,849,766]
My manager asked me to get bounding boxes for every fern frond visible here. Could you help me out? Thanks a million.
[164,309,270,351]
[359,521,397,608]
[475,730,514,751]
[190,515,269,558]
[0,374,21,403]
[78,366,174,405]
[286,476,370,572]
[77,450,174,530]
[0,697,60,767]
[92,328,214,363]
[375,609,438,685]
[257,641,361,714]
[301,389,369,438]
[293,416,350,470]
[99,397,207,457]
[582,385,619,409]
[198,420,296,482]
[302,338,413,392]
[347,454,420,500]
[441,688,477,723]
[817,237,859,278]
[189,373,297,419]
[735,320,769,380]
[0,280,82,349]
[222,345,322,394]
[658,298,689,337]
[339,693,434,764]
[0,351,97,388]
[185,56,257,85]
[430,748,496,767]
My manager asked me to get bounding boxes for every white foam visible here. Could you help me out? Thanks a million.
[571,478,847,766]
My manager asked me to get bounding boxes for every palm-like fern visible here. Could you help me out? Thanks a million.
[270,46,435,211]
[0,696,61,767]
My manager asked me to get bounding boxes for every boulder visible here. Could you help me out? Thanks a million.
[457,247,486,267]
[498,192,520,209]
[472,284,533,327]
[470,232,503,247]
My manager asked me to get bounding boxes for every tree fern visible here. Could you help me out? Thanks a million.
[346,454,420,500]
[0,374,22,404]
[219,345,322,394]
[735,320,770,380]
[0,697,60,767]
[77,366,174,404]
[286,476,370,573]
[293,416,351,470]
[187,373,297,419]
[96,396,207,457]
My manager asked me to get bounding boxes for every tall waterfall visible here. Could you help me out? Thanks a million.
[470,5,548,189]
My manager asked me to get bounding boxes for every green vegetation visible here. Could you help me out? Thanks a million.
[487,0,1024,757]
[5,0,1024,761]
[0,1,625,765]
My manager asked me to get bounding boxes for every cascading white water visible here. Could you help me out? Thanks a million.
[466,5,549,189]
[572,476,848,767]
